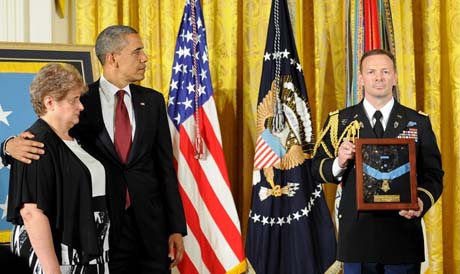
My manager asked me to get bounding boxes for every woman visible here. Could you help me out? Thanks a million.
[7,63,110,274]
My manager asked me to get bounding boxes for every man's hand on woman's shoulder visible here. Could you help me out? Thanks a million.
[5,131,45,164]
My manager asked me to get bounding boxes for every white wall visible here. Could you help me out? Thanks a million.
[0,0,70,43]
[0,0,27,42]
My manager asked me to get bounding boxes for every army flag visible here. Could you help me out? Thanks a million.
[345,0,397,105]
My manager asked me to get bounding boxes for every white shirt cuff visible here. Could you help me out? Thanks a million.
[3,135,15,156]
[333,158,346,180]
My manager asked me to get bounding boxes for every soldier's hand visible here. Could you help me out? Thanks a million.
[337,140,355,168]
[399,198,423,219]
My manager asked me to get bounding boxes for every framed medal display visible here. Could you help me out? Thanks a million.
[355,138,418,210]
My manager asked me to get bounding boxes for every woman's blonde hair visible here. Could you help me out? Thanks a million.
[30,63,87,116]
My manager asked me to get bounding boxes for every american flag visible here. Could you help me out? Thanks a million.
[167,0,246,273]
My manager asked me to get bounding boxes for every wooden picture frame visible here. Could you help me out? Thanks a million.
[355,138,418,211]
[0,42,99,82]
[0,42,99,242]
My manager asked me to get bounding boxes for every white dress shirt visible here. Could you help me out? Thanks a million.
[362,97,394,130]
[99,75,136,142]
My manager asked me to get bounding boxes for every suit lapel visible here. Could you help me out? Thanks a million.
[355,102,375,138]
[127,85,146,164]
[383,102,407,138]
[84,82,120,162]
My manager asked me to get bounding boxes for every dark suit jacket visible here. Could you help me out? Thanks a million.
[71,81,187,257]
[312,100,443,264]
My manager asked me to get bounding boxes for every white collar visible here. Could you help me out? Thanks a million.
[99,75,132,102]
[363,97,394,126]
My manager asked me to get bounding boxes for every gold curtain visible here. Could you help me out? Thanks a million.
[75,0,460,272]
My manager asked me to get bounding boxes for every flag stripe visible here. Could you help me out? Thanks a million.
[179,120,245,261]
[176,248,200,274]
[201,97,223,146]
[255,135,265,146]
[198,105,245,233]
[255,142,270,156]
[176,169,227,273]
[170,118,243,269]
[199,103,230,185]
[176,168,225,273]
[254,144,272,164]
[255,146,280,169]
[175,151,241,270]
[181,110,241,228]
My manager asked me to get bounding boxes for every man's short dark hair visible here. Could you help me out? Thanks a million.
[95,25,138,65]
[359,48,396,72]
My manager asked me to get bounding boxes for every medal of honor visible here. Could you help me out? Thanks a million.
[381,180,390,192]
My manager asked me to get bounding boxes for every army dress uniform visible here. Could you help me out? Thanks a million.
[312,100,443,264]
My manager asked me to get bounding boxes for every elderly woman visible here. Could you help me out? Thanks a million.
[7,63,109,274]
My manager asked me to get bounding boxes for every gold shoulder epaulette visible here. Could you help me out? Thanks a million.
[329,110,339,116]
[418,110,428,116]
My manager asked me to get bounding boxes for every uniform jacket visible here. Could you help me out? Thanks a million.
[71,81,187,257]
[312,100,443,263]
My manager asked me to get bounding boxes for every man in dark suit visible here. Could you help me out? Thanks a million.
[312,49,443,274]
[2,25,186,274]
